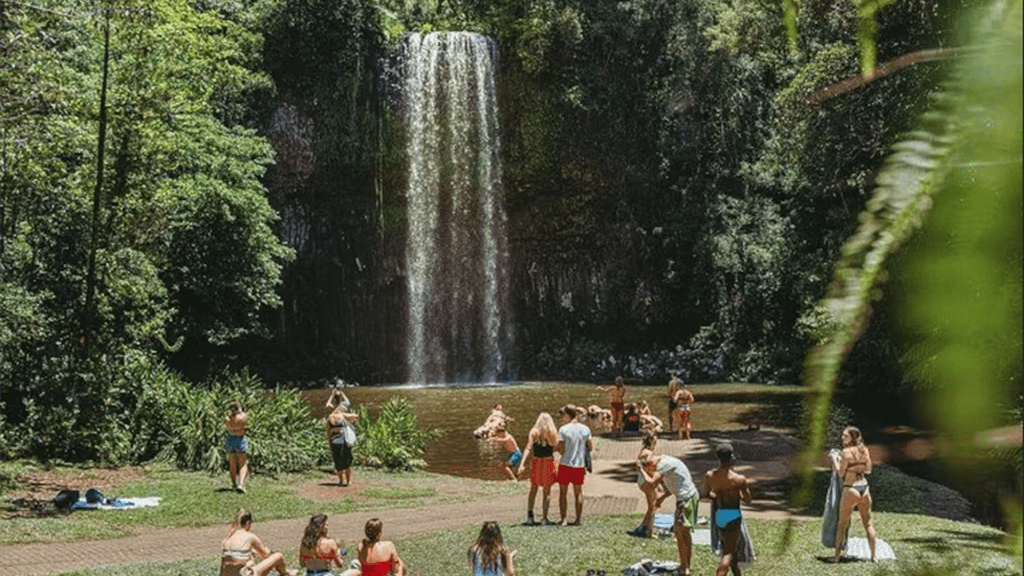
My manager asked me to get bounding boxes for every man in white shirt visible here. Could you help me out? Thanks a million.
[555,404,593,526]
[640,453,699,575]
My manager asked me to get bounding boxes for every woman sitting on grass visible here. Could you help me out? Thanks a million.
[356,518,407,576]
[220,509,295,576]
[468,521,516,576]
[298,514,358,576]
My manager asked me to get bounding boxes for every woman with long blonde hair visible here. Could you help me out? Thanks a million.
[467,521,516,576]
[516,412,559,525]
[832,426,877,563]
[220,509,294,576]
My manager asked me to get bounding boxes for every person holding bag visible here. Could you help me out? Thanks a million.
[326,389,359,487]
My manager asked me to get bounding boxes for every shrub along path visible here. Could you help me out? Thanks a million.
[0,429,810,576]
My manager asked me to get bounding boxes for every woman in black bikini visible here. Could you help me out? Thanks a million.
[833,426,877,563]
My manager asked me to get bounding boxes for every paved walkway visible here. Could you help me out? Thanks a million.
[0,429,810,576]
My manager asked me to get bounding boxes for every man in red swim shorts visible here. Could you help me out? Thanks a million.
[555,404,593,525]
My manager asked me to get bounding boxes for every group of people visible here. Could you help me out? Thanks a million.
[220,509,516,576]
[594,374,695,440]
[220,511,405,576]
[225,379,879,574]
[223,388,361,492]
[477,404,595,526]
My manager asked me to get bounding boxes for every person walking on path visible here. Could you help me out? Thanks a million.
[220,509,295,576]
[597,377,627,435]
[640,454,700,576]
[701,443,754,576]
[832,426,877,563]
[356,518,407,576]
[555,404,593,526]
[488,422,522,482]
[225,401,250,493]
[517,412,558,525]
[298,514,359,576]
[467,521,517,576]
[325,390,360,487]
[673,382,696,440]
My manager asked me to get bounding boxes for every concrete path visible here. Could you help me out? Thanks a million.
[0,429,810,576]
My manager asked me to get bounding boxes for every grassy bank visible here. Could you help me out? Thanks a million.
[0,462,522,546]
[44,513,1019,576]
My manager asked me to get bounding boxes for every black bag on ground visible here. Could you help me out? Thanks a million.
[52,489,79,510]
[85,488,108,504]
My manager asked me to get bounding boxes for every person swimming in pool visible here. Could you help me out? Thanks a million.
[701,443,752,576]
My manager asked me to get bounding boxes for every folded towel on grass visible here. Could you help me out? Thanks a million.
[71,497,161,510]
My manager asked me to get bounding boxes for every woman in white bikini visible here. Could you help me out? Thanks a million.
[221,509,295,576]
[832,426,878,563]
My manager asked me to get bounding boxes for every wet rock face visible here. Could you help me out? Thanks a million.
[268,101,315,194]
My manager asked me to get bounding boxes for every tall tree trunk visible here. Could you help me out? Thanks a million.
[83,10,110,351]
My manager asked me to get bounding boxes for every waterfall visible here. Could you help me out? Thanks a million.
[403,32,513,384]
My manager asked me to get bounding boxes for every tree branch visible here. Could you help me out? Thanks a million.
[809,47,968,104]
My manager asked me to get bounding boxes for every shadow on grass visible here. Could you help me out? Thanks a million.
[898,525,1010,555]
[934,527,1010,552]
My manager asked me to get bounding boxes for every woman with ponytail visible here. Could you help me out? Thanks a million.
[220,509,294,576]
[356,518,406,576]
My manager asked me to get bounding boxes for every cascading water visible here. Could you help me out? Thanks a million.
[403,32,513,385]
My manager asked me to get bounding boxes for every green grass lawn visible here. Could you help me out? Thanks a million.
[44,512,1019,576]
[0,462,523,545]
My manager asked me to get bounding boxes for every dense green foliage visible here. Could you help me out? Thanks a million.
[796,0,1021,538]
[0,0,291,461]
[353,396,440,470]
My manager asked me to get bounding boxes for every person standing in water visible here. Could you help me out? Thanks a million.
[488,422,522,482]
[667,372,681,433]
[673,381,696,440]
[597,377,627,435]
[225,401,249,493]
[701,443,753,576]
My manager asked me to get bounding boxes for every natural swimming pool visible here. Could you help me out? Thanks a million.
[305,382,802,481]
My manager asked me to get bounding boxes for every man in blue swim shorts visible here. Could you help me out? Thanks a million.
[488,422,521,482]
[701,443,753,576]
[224,401,249,493]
